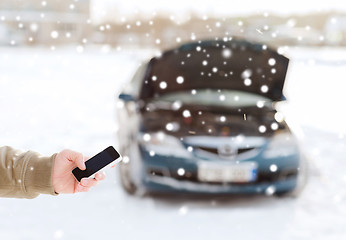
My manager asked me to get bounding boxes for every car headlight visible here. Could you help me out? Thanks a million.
[138,131,190,158]
[263,132,299,159]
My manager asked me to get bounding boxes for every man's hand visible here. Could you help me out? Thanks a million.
[52,149,106,194]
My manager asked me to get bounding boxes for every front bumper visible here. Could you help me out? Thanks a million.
[143,174,297,194]
[138,145,300,195]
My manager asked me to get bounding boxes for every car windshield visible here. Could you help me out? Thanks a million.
[153,89,271,108]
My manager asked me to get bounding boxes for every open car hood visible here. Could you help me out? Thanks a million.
[140,39,289,102]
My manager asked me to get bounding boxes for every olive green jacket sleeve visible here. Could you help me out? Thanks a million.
[0,146,58,199]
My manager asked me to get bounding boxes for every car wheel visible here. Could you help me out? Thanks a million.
[119,160,137,195]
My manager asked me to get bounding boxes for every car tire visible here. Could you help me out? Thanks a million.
[119,161,137,195]
[118,141,147,196]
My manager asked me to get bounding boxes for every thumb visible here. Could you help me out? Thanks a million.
[65,150,86,170]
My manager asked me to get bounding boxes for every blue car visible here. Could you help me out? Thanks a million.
[117,39,306,196]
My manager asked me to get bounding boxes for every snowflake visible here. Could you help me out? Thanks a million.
[265,185,276,195]
[261,85,269,93]
[143,133,151,142]
[176,76,184,84]
[50,31,59,39]
[244,78,252,86]
[268,58,276,66]
[76,45,84,53]
[159,81,167,89]
[219,95,225,101]
[177,168,185,176]
[178,206,188,216]
[258,125,266,133]
[222,48,232,58]
[182,110,191,118]
[271,122,279,130]
[241,69,252,79]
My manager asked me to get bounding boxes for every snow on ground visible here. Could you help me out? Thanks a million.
[0,45,346,240]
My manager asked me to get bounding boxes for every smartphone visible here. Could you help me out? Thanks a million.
[72,146,122,182]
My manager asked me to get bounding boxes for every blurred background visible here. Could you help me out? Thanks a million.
[0,0,346,239]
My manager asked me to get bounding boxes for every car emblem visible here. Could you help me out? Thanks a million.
[218,144,237,160]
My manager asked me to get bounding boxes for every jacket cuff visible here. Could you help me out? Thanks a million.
[23,152,59,197]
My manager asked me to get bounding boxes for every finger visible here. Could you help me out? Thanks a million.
[65,150,86,170]
[76,183,91,193]
[80,178,99,188]
[94,172,106,181]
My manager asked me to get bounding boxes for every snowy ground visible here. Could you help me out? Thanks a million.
[0,45,346,240]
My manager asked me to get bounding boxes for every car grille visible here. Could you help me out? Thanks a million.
[196,146,255,155]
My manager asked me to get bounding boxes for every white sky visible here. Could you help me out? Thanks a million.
[91,0,346,22]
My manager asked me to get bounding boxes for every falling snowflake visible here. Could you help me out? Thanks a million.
[159,81,167,89]
[177,168,185,176]
[258,125,266,133]
[176,76,184,84]
[274,112,284,122]
[271,122,279,130]
[265,185,276,195]
[183,110,191,118]
[244,78,252,86]
[122,156,130,163]
[166,123,174,131]
[219,95,225,101]
[143,133,151,142]
[50,31,59,39]
[268,58,276,66]
[261,85,269,93]
[178,206,189,216]
[270,164,278,172]
[76,45,84,53]
[222,48,232,58]
[241,69,252,79]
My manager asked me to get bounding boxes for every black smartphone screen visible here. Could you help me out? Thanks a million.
[72,146,121,182]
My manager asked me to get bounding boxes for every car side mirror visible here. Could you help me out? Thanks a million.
[118,93,136,102]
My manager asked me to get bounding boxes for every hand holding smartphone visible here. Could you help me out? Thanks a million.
[72,146,122,182]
